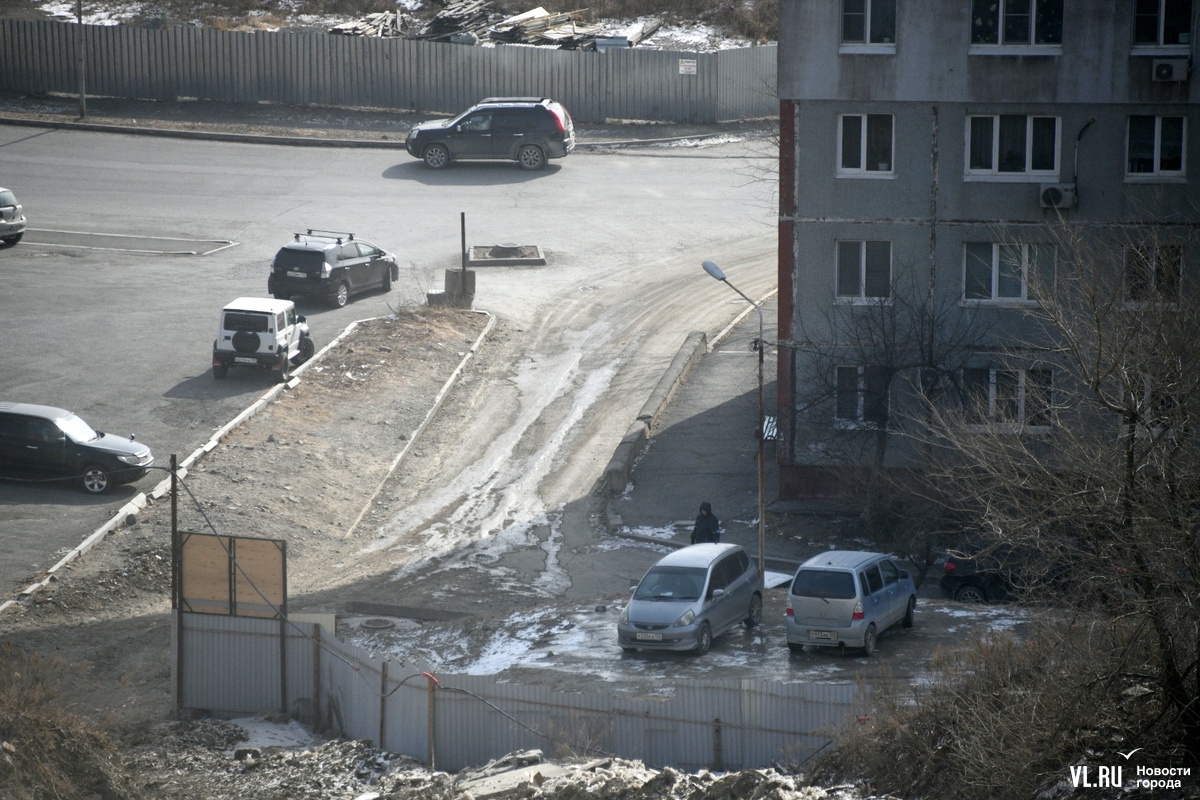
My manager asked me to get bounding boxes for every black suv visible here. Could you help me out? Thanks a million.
[405,97,576,171]
[268,230,398,308]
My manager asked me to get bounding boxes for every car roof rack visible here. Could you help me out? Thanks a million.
[295,228,355,244]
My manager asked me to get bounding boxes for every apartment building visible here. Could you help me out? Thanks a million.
[774,1,1198,499]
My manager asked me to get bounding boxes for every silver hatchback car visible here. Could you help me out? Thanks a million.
[617,543,762,655]
[0,187,26,245]
[786,550,916,656]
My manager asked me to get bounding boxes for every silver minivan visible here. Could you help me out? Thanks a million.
[786,550,916,656]
[617,543,762,655]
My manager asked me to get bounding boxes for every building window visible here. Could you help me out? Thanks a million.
[964,242,1053,302]
[962,367,1053,430]
[1128,374,1179,437]
[839,114,894,175]
[1134,0,1193,46]
[837,241,892,300]
[1127,116,1186,177]
[836,366,890,428]
[971,0,1064,45]
[1125,245,1183,303]
[842,0,896,44]
[967,115,1059,176]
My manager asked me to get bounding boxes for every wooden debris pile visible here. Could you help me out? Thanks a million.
[329,11,413,37]
[328,4,663,50]
[411,0,495,41]
[489,7,604,49]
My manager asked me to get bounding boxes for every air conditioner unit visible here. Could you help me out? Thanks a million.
[1040,183,1077,209]
[1152,58,1189,81]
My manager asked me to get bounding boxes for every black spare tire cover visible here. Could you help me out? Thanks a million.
[232,330,261,353]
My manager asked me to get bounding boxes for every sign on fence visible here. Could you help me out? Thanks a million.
[180,531,286,618]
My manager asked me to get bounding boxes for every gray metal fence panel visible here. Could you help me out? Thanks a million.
[179,614,284,715]
[0,20,775,123]
[175,613,858,772]
[716,45,777,120]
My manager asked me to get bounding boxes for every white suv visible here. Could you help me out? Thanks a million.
[212,297,314,382]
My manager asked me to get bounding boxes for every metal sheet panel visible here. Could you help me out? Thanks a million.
[179,613,283,715]
[716,45,778,120]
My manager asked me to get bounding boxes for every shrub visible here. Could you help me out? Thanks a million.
[810,620,1179,800]
[0,644,137,800]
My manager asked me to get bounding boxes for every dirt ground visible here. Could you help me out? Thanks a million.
[0,305,877,799]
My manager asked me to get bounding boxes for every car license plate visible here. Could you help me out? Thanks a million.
[234,357,257,364]
[287,271,305,278]
[808,629,837,641]
[635,632,663,642]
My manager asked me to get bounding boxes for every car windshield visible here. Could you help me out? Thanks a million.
[0,190,16,207]
[634,566,706,601]
[223,312,270,333]
[792,569,857,599]
[57,413,99,443]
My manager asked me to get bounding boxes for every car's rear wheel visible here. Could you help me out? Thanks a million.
[276,353,291,383]
[329,281,349,308]
[80,464,111,494]
[694,622,713,656]
[213,363,229,379]
[423,144,450,169]
[744,593,763,628]
[517,144,546,171]
[861,624,877,657]
[903,596,916,628]
[787,642,804,655]
[954,584,987,603]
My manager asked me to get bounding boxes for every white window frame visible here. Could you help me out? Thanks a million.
[836,240,893,303]
[969,0,1064,55]
[837,114,895,178]
[1132,0,1194,51]
[839,0,897,54]
[962,367,1054,433]
[1124,244,1184,305]
[835,365,890,429]
[964,114,1061,181]
[962,242,1053,305]
[1125,115,1187,181]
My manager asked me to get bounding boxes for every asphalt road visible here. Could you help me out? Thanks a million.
[0,123,778,598]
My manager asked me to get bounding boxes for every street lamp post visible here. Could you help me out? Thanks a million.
[702,260,766,587]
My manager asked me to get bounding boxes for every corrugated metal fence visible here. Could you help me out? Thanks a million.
[0,20,776,123]
[175,612,858,772]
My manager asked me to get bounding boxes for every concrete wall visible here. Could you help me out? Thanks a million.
[776,0,1200,492]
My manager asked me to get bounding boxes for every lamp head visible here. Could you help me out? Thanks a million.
[701,260,726,281]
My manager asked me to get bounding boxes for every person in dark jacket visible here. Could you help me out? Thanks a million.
[690,501,720,544]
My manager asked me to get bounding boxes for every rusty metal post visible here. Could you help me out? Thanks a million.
[424,671,439,772]
[312,626,323,732]
[713,717,723,771]
[379,660,388,748]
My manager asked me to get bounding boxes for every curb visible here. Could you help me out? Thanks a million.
[0,114,747,150]
[602,330,708,497]
[342,309,495,538]
[0,309,489,613]
[600,288,779,535]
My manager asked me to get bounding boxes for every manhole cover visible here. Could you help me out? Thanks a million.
[360,618,396,630]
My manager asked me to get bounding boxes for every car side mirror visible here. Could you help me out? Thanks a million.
[900,569,910,579]
[710,588,725,600]
[297,315,306,323]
